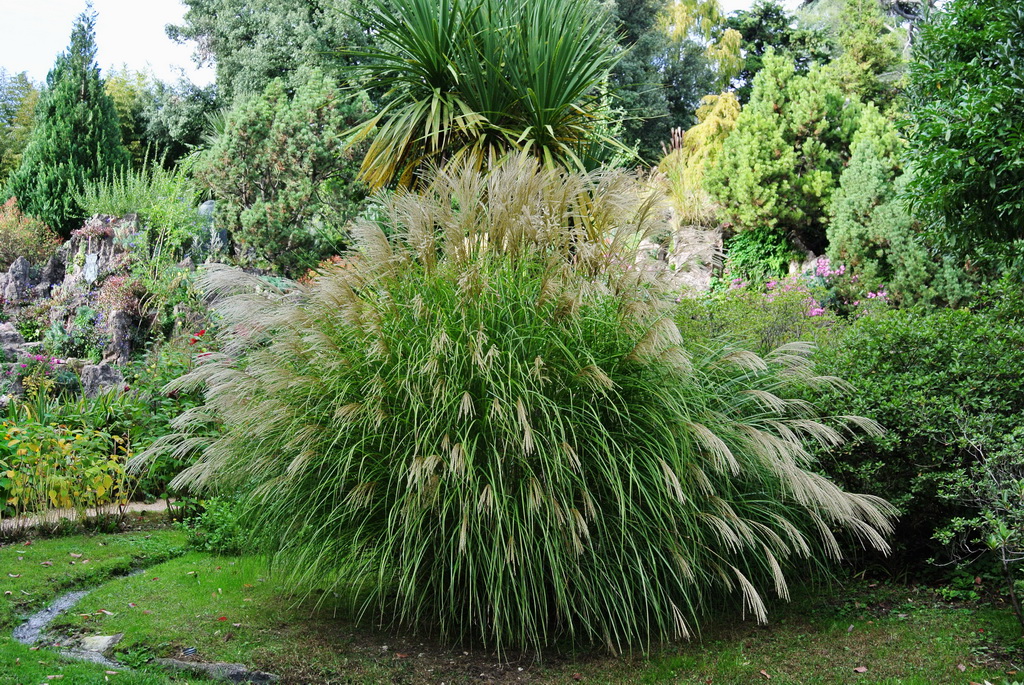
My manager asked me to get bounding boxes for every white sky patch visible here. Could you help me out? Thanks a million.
[0,0,800,88]
[0,0,213,85]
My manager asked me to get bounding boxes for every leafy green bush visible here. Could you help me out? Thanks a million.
[906,0,1024,255]
[197,67,369,275]
[123,340,207,498]
[811,296,1024,567]
[147,161,894,652]
[0,410,131,521]
[179,496,245,555]
[0,197,61,268]
[74,160,203,257]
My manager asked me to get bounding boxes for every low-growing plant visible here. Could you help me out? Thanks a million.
[676,272,843,356]
[179,495,246,555]
[0,408,132,525]
[142,160,895,653]
[0,197,61,269]
[43,305,107,362]
[3,352,79,397]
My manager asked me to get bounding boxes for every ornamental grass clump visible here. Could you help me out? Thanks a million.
[142,159,895,653]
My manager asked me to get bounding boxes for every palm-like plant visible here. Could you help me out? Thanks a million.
[348,0,628,189]
[142,159,894,653]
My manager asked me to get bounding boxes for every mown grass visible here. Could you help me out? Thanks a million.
[54,549,1024,684]
[0,529,214,684]
[0,529,187,630]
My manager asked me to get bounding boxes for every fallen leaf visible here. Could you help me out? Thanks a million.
[760,670,771,679]
[847,624,854,633]
[217,616,228,621]
[853,667,867,673]
[105,672,118,675]
[232,623,241,628]
[7,574,20,578]
[40,561,53,567]
[3,591,11,596]
[395,653,408,658]
[143,610,153,615]
[81,559,89,564]
[128,603,137,608]
[98,609,115,616]
[958,664,966,672]
[242,598,253,602]
[46,676,64,680]
[69,553,82,558]
[223,632,234,642]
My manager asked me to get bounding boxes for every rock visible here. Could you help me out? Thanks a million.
[39,254,65,287]
[80,363,124,398]
[198,200,216,219]
[4,256,33,302]
[80,633,123,654]
[154,657,279,683]
[103,310,133,365]
[0,322,25,361]
[0,322,24,346]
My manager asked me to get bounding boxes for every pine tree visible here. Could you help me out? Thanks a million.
[4,6,129,235]
[0,70,39,184]
[706,50,859,255]
[828,105,974,307]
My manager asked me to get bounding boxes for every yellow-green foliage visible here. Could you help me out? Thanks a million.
[659,1,743,89]
[658,91,739,225]
[0,418,131,520]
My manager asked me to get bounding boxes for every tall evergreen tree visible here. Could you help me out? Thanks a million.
[706,50,861,255]
[4,6,129,236]
[727,1,831,104]
[0,70,39,184]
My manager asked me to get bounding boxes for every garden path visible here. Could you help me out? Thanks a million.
[0,500,170,535]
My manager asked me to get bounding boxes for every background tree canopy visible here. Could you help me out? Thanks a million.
[3,7,129,236]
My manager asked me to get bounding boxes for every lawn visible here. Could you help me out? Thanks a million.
[27,531,1022,684]
[0,527,215,684]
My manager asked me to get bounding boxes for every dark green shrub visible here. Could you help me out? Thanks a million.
[146,161,893,652]
[3,8,129,235]
[197,67,369,275]
[812,298,1024,567]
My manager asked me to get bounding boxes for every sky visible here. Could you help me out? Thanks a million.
[0,0,799,88]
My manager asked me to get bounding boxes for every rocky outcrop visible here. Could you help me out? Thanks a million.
[0,256,34,303]
[103,310,133,365]
[80,363,124,398]
[0,321,25,361]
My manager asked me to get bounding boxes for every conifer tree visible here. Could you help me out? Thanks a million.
[828,105,974,306]
[0,70,39,184]
[706,50,859,255]
[4,6,129,235]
